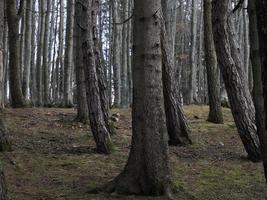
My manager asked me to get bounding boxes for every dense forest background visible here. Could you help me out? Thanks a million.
[0,0,266,199]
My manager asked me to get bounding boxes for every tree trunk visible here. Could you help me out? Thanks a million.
[36,0,45,106]
[251,0,267,182]
[112,0,122,107]
[203,0,223,124]
[161,1,192,146]
[6,0,25,107]
[77,0,112,154]
[102,0,174,196]
[212,0,261,161]
[63,0,75,107]
[43,0,51,106]
[74,1,88,123]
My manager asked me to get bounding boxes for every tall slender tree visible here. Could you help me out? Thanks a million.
[6,0,25,107]
[203,0,223,124]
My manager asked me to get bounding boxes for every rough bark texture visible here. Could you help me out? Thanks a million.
[160,9,192,146]
[252,0,267,182]
[6,0,25,107]
[92,0,110,132]
[203,0,223,124]
[102,0,174,196]
[77,0,112,154]
[212,0,261,161]
[64,0,75,107]
[0,0,5,108]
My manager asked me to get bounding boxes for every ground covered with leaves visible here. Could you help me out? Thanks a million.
[1,105,266,199]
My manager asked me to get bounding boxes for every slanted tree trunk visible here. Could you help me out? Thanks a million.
[92,0,110,131]
[63,0,75,107]
[251,0,267,182]
[203,0,223,124]
[77,0,112,154]
[6,0,25,107]
[160,2,192,146]
[212,0,261,161]
[101,0,174,196]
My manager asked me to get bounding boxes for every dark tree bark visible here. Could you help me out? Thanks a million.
[77,0,112,154]
[64,0,75,107]
[6,0,25,107]
[212,0,261,161]
[92,0,110,132]
[100,0,174,196]
[250,0,267,182]
[160,9,192,146]
[203,0,223,124]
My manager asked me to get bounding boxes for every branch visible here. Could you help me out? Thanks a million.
[113,14,133,25]
[232,0,245,13]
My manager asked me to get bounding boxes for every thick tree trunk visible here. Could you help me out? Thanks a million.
[77,0,112,154]
[103,0,174,196]
[212,0,261,161]
[252,0,267,182]
[63,0,75,107]
[6,0,25,107]
[203,0,223,124]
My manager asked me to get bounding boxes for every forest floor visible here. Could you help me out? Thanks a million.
[0,105,267,200]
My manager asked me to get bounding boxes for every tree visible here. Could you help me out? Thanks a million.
[101,0,174,196]
[63,0,75,107]
[203,0,223,124]
[212,0,261,161]
[161,0,192,146]
[22,0,32,100]
[249,0,267,182]
[77,0,112,154]
[6,0,25,107]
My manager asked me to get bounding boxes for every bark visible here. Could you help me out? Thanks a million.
[43,0,51,106]
[30,0,37,105]
[6,0,25,107]
[74,1,88,122]
[212,0,261,161]
[187,0,198,104]
[102,0,174,196]
[252,0,267,182]
[63,0,75,107]
[0,0,5,108]
[22,0,32,100]
[36,0,45,106]
[77,0,112,154]
[112,0,122,107]
[203,0,223,124]
[92,0,110,131]
[161,2,192,146]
